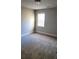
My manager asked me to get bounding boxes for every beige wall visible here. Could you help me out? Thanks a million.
[21,7,35,36]
[35,8,57,36]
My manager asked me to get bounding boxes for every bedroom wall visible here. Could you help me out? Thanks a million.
[35,7,57,37]
[21,7,35,36]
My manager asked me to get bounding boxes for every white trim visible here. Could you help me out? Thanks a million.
[37,31,57,37]
[21,33,30,37]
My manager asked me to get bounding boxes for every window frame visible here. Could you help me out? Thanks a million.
[37,13,45,27]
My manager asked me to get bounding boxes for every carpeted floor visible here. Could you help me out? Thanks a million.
[21,33,57,59]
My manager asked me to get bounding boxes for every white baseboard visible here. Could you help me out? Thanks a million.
[21,33,30,37]
[37,31,57,38]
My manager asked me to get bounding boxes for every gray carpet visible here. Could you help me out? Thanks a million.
[21,33,57,59]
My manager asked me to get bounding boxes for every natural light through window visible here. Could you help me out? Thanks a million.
[37,13,45,27]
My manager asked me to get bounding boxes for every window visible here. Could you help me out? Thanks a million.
[37,13,45,27]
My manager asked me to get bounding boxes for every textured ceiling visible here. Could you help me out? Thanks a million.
[21,0,57,9]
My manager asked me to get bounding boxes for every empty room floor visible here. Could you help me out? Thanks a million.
[21,33,57,59]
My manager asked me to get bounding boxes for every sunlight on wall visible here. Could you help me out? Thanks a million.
[21,7,35,36]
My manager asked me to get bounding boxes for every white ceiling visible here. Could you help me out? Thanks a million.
[21,0,57,9]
